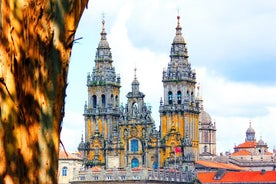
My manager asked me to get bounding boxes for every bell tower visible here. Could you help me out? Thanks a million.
[80,18,121,167]
[159,16,200,167]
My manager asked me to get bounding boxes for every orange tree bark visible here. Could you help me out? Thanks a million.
[0,0,88,183]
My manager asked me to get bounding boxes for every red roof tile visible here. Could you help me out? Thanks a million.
[234,141,257,149]
[196,160,245,171]
[90,166,102,172]
[59,150,82,160]
[198,171,276,183]
[231,149,251,156]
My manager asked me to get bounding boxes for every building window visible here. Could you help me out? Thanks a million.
[121,175,126,180]
[185,166,189,171]
[204,145,207,153]
[92,95,97,108]
[131,139,138,152]
[111,94,114,107]
[62,166,68,176]
[102,94,106,107]
[191,92,194,102]
[177,91,182,104]
[115,95,119,107]
[168,91,173,104]
[131,158,139,168]
[153,161,158,169]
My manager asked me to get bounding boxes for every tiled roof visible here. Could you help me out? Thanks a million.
[231,149,251,156]
[198,171,276,183]
[234,141,257,149]
[90,166,102,172]
[196,160,245,171]
[59,150,83,160]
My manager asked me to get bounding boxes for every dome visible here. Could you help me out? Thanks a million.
[173,35,185,44]
[257,137,266,146]
[132,78,139,85]
[246,126,255,134]
[199,110,212,125]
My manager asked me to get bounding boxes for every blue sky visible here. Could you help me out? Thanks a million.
[61,0,276,154]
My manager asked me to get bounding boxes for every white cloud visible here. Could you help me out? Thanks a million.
[197,68,276,153]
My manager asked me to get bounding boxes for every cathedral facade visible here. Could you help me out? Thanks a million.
[78,16,215,169]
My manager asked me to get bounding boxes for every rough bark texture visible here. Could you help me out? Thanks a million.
[0,0,88,183]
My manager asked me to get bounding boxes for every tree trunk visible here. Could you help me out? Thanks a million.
[0,0,88,183]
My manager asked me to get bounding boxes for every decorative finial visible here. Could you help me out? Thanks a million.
[81,132,84,142]
[102,13,105,30]
[197,83,200,97]
[134,67,137,80]
[177,9,181,28]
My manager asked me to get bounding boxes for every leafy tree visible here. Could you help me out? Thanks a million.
[0,0,88,183]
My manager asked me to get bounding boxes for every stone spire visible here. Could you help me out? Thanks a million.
[87,18,120,87]
[163,16,195,83]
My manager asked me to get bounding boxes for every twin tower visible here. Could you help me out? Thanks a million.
[78,16,205,170]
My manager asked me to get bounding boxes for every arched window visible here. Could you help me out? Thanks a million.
[168,91,173,104]
[111,94,114,107]
[92,95,97,108]
[62,166,68,176]
[204,145,207,153]
[153,162,158,169]
[177,91,182,104]
[131,158,139,168]
[115,95,119,107]
[191,92,194,102]
[131,139,138,152]
[101,94,106,107]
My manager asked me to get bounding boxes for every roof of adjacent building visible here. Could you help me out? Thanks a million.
[59,149,83,160]
[231,149,252,156]
[234,141,257,149]
[198,170,276,183]
[231,149,273,156]
[196,160,245,171]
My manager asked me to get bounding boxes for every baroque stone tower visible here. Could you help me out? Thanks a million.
[159,16,200,167]
[79,18,121,166]
[197,86,216,158]
[79,19,158,169]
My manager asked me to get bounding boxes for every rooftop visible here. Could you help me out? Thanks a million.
[196,160,245,171]
[198,170,276,183]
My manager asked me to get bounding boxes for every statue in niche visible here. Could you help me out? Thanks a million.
[119,106,125,121]
[124,129,128,139]
[142,128,146,137]
[132,103,138,118]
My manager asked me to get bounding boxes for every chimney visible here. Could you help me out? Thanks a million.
[261,169,266,175]
[214,169,226,180]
